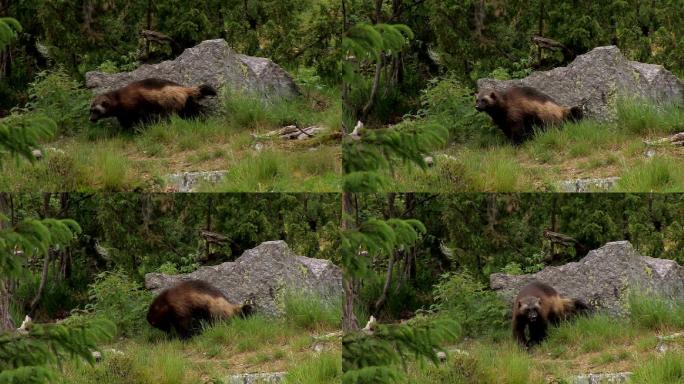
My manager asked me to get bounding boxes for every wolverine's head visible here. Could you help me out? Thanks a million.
[475,91,498,112]
[518,296,542,322]
[89,94,114,122]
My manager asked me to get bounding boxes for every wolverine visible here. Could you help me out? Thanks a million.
[475,86,583,144]
[89,78,217,129]
[512,281,590,348]
[147,280,253,339]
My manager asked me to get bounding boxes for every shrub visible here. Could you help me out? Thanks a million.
[26,69,91,136]
[416,75,499,146]
[84,270,153,337]
[430,272,509,339]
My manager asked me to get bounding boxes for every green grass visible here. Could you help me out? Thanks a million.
[285,352,342,384]
[629,291,684,330]
[0,81,341,192]
[632,352,684,384]
[384,99,684,192]
[59,313,341,384]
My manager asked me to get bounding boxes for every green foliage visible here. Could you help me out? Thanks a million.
[342,317,458,384]
[0,318,116,384]
[343,122,448,191]
[0,115,56,163]
[0,216,81,278]
[25,69,92,136]
[430,272,509,339]
[0,17,21,50]
[414,75,498,145]
[341,218,426,279]
[83,271,153,337]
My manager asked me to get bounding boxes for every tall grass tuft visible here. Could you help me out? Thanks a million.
[632,352,684,384]
[282,291,341,331]
[545,314,634,354]
[195,314,295,353]
[616,157,684,192]
[616,98,684,136]
[475,342,541,384]
[629,291,684,330]
[285,352,341,384]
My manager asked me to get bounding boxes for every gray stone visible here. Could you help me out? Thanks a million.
[558,177,620,192]
[490,241,684,316]
[478,46,684,121]
[572,372,632,384]
[145,241,342,317]
[165,170,228,192]
[226,372,286,384]
[656,332,684,353]
[86,39,299,102]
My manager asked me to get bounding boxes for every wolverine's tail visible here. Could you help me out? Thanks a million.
[197,84,217,97]
[569,106,583,122]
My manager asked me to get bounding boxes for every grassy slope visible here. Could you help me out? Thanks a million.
[60,292,343,384]
[405,294,684,383]
[0,88,341,192]
[387,101,684,192]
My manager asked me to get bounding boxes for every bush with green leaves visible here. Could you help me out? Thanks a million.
[342,316,457,384]
[430,272,509,339]
[25,69,92,136]
[83,270,153,337]
[415,75,500,146]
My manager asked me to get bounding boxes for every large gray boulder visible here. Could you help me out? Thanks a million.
[86,39,299,100]
[145,240,342,316]
[478,46,684,121]
[490,241,684,315]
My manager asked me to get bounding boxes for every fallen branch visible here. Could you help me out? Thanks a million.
[644,132,684,146]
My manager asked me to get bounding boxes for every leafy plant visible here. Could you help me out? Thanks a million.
[84,270,153,337]
[430,272,509,339]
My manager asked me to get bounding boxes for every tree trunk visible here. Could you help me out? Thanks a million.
[342,192,359,332]
[29,250,51,317]
[0,193,15,331]
[29,193,53,316]
[373,250,397,315]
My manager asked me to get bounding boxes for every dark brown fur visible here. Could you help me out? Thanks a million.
[476,86,583,144]
[147,280,253,339]
[512,281,590,348]
[89,78,217,129]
